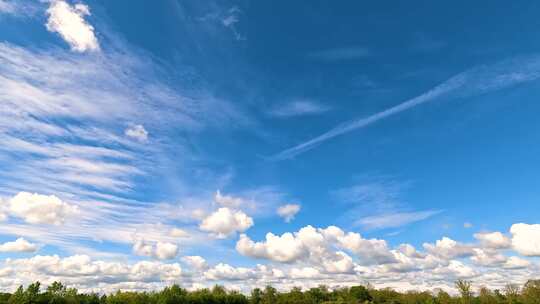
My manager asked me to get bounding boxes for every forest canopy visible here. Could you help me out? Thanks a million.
[1,280,539,304]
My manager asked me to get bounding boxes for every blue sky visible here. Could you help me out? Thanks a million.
[0,0,540,293]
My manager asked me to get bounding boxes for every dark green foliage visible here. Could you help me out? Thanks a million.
[3,280,540,304]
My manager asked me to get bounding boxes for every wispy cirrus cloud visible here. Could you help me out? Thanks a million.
[268,99,330,118]
[334,177,440,230]
[272,55,540,160]
[0,0,253,259]
[356,210,442,230]
[0,0,39,16]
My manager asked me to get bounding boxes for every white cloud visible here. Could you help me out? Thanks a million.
[236,232,306,263]
[133,240,179,260]
[332,228,397,265]
[269,99,330,118]
[214,190,244,208]
[277,204,300,223]
[169,228,189,238]
[7,192,79,225]
[182,256,208,270]
[199,207,253,239]
[433,260,477,279]
[474,231,511,249]
[204,263,254,281]
[470,248,507,267]
[272,55,540,160]
[0,238,38,253]
[2,254,183,292]
[46,0,100,52]
[290,267,322,279]
[237,225,395,268]
[0,0,16,14]
[423,237,474,260]
[321,251,354,274]
[125,125,149,142]
[503,256,530,269]
[356,210,441,230]
[510,223,540,256]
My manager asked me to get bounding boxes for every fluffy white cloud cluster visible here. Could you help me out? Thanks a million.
[133,240,179,260]
[276,204,301,222]
[46,0,100,52]
[1,255,183,292]
[182,256,208,270]
[204,263,255,281]
[0,238,38,253]
[474,231,511,249]
[234,222,540,287]
[199,207,253,239]
[423,237,474,259]
[236,225,393,273]
[6,192,79,225]
[1,221,540,293]
[510,223,540,256]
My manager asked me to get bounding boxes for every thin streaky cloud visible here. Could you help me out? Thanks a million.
[272,55,540,160]
[268,99,330,118]
[356,210,443,230]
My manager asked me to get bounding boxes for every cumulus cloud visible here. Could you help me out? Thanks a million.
[133,240,179,260]
[470,248,507,267]
[204,263,254,281]
[236,232,306,263]
[237,225,395,269]
[503,256,530,269]
[7,192,79,225]
[474,231,511,249]
[125,124,149,142]
[510,223,540,256]
[423,237,474,260]
[332,228,397,265]
[182,256,208,270]
[199,208,253,239]
[46,0,100,52]
[3,254,182,292]
[433,260,477,279]
[0,238,38,253]
[277,204,301,222]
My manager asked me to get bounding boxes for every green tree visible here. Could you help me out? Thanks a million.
[478,287,497,304]
[261,286,277,304]
[503,284,519,304]
[455,280,473,304]
[250,288,262,304]
[521,280,540,304]
[8,286,24,304]
[349,286,371,303]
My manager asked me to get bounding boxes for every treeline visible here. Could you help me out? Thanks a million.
[1,280,539,304]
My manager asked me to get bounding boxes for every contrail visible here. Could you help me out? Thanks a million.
[271,55,540,160]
